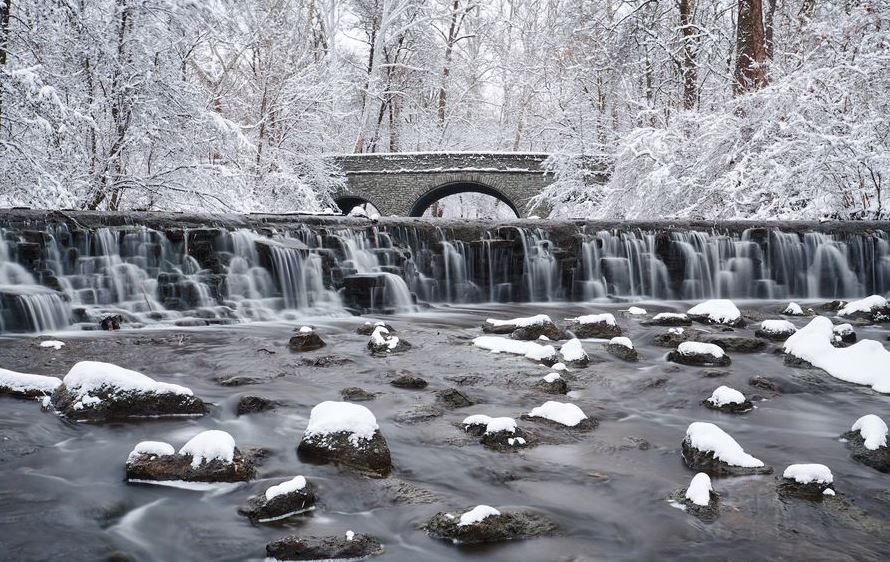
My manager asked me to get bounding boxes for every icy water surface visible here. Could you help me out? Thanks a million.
[1,302,889,561]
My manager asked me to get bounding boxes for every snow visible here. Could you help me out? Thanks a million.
[62,361,193,408]
[178,430,236,469]
[837,295,888,317]
[560,338,587,362]
[571,313,616,326]
[528,401,588,427]
[684,473,712,506]
[304,401,379,445]
[484,417,517,434]
[39,340,65,350]
[687,300,741,323]
[472,336,556,362]
[458,505,501,526]
[684,422,764,468]
[851,415,888,450]
[783,464,833,484]
[485,314,551,327]
[370,326,400,350]
[706,386,746,407]
[653,313,688,321]
[543,372,561,383]
[783,317,890,393]
[677,341,725,358]
[0,367,62,394]
[462,414,492,427]
[507,437,526,446]
[609,336,633,349]
[760,320,796,334]
[298,326,313,334]
[667,327,685,335]
[823,488,836,496]
[127,441,175,463]
[783,302,804,315]
[345,530,355,541]
[265,476,307,500]
[833,323,855,336]
[626,307,647,315]
[551,363,567,371]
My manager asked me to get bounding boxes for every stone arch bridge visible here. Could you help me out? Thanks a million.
[329,152,608,218]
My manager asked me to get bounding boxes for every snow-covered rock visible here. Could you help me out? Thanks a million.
[297,401,391,477]
[703,335,765,353]
[266,533,383,561]
[783,317,890,393]
[367,326,410,356]
[755,319,797,341]
[472,336,557,364]
[52,361,205,421]
[644,312,692,327]
[653,326,700,348]
[779,464,835,499]
[832,323,857,346]
[673,472,719,521]
[238,475,317,523]
[38,340,65,350]
[783,302,805,316]
[687,300,743,326]
[0,367,61,398]
[836,295,890,322]
[681,422,771,476]
[703,385,753,414]
[626,306,647,315]
[288,326,326,352]
[525,401,595,429]
[559,338,588,367]
[842,415,890,473]
[534,372,568,395]
[567,313,622,338]
[685,473,713,506]
[356,320,394,336]
[425,506,558,544]
[482,314,567,340]
[606,336,639,362]
[481,417,528,450]
[668,342,731,367]
[126,430,255,485]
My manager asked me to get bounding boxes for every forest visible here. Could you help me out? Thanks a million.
[0,0,887,219]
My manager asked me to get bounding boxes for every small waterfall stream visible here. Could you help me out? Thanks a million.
[0,217,888,333]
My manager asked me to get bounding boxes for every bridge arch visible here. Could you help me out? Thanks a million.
[334,195,383,216]
[408,181,521,218]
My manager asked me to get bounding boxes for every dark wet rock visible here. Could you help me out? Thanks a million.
[340,387,376,401]
[755,325,797,341]
[266,534,383,561]
[667,347,731,368]
[367,328,411,356]
[703,369,730,378]
[236,395,276,416]
[568,318,622,338]
[215,375,262,386]
[100,314,122,330]
[425,508,558,544]
[832,325,857,346]
[445,375,483,386]
[356,321,395,336]
[606,341,639,362]
[702,397,753,414]
[0,373,60,399]
[435,388,478,409]
[238,479,317,523]
[653,328,699,348]
[298,355,352,368]
[297,430,392,478]
[688,310,745,328]
[288,331,326,352]
[777,476,835,501]
[390,373,428,390]
[52,384,206,422]
[671,488,719,522]
[623,436,650,450]
[393,405,443,424]
[680,439,772,476]
[841,431,890,473]
[783,353,815,369]
[480,428,530,451]
[704,336,766,353]
[105,552,137,562]
[820,300,847,312]
[126,449,255,483]
[534,375,569,395]
[510,322,569,341]
[643,314,692,327]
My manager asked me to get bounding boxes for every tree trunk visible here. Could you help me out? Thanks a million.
[437,0,460,125]
[764,0,778,62]
[0,0,11,130]
[678,0,698,110]
[733,0,768,95]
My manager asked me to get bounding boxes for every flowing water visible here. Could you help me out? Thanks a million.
[1,300,889,561]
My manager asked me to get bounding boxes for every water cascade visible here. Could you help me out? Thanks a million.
[0,211,888,333]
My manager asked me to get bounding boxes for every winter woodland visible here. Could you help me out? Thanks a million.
[0,0,887,219]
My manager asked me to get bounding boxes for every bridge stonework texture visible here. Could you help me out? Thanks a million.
[329,152,556,218]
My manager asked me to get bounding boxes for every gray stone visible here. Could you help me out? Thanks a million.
[680,439,772,476]
[266,534,383,561]
[238,480,317,522]
[425,508,558,544]
[297,429,392,478]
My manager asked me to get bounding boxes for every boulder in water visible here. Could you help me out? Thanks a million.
[653,327,699,348]
[390,373,428,389]
[778,464,836,500]
[367,326,410,356]
[559,338,589,367]
[755,319,797,341]
[567,313,621,338]
[841,414,890,473]
[340,387,376,401]
[704,336,766,353]
[681,422,772,476]
[687,300,744,327]
[435,388,478,409]
[836,295,890,323]
[288,326,326,352]
[702,385,753,414]
[296,401,392,477]
[667,342,731,367]
[606,337,639,362]
[832,323,857,346]
[0,368,61,399]
[481,314,564,339]
[236,395,276,416]
[100,314,122,331]
[523,401,597,430]
[534,372,568,394]
[266,533,384,561]
[238,476,317,522]
[425,505,558,544]
[644,312,691,327]
[672,472,719,521]
[52,361,205,422]
[125,431,255,485]
[356,321,394,336]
